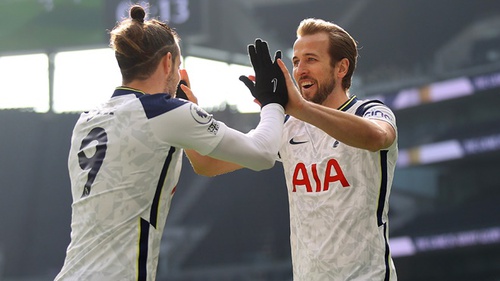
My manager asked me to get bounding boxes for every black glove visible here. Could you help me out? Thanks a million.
[175,80,188,100]
[239,39,288,108]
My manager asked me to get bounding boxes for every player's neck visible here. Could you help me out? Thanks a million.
[321,89,349,109]
[124,79,162,95]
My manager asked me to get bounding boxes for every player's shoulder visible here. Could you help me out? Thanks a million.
[138,93,189,119]
[353,97,397,127]
[353,98,388,117]
[110,87,190,119]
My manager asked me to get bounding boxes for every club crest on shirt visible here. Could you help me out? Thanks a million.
[190,104,213,124]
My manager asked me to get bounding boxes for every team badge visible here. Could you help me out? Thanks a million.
[190,104,213,124]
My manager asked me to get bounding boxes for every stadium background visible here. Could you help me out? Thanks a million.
[1,0,500,280]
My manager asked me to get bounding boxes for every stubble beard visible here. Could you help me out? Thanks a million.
[306,78,336,105]
[164,74,178,95]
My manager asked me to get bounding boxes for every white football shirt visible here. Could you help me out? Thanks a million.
[56,86,285,280]
[279,96,398,281]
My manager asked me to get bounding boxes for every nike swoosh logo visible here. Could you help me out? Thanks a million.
[271,78,278,93]
[289,138,308,145]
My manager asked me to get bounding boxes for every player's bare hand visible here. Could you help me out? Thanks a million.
[277,59,306,115]
[176,69,198,105]
[180,69,191,87]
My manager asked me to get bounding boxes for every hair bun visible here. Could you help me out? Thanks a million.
[130,5,146,23]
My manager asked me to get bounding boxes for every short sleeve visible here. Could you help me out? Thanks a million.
[362,104,397,131]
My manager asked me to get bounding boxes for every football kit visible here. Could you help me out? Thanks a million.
[279,96,398,281]
[55,87,284,281]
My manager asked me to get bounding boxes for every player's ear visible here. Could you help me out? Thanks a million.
[336,58,349,79]
[162,52,173,74]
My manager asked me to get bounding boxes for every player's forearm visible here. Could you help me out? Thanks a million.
[185,149,243,176]
[186,104,284,175]
[207,103,284,171]
[294,101,392,151]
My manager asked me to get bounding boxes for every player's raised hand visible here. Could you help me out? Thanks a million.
[175,80,189,99]
[239,39,288,109]
[175,69,198,104]
[277,58,306,115]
